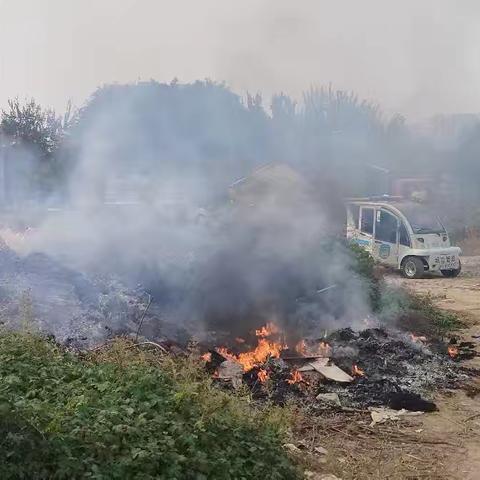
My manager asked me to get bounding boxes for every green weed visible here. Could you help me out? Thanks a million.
[0,332,300,480]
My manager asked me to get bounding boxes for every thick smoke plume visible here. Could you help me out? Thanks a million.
[13,83,372,344]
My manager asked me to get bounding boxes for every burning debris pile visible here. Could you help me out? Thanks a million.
[1,219,477,415]
[202,322,477,411]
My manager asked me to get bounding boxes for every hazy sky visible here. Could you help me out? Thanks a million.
[0,0,479,119]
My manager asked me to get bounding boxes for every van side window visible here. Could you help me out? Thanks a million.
[360,208,374,235]
[375,210,398,243]
[399,222,411,247]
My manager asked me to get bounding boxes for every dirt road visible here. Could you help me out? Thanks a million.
[395,256,480,319]
[393,256,480,480]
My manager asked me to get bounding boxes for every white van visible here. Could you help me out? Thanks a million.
[346,198,461,278]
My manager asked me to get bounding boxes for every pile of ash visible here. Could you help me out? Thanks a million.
[203,327,477,410]
[324,328,464,409]
[0,240,175,348]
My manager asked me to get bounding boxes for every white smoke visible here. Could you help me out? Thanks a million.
[15,87,372,342]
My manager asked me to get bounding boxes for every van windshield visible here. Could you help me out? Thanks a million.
[402,207,445,234]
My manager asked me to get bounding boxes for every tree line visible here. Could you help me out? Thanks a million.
[1,80,479,225]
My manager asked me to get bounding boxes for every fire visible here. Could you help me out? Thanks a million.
[257,368,269,382]
[295,339,307,355]
[255,322,279,338]
[352,364,365,377]
[410,333,427,343]
[447,345,459,359]
[215,324,334,376]
[201,352,212,362]
[318,341,332,357]
[216,347,239,363]
[237,338,283,371]
[287,370,304,384]
[215,323,284,372]
[295,339,332,357]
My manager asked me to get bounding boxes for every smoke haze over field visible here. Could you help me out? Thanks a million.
[1,1,479,345]
[19,84,372,340]
[1,0,480,118]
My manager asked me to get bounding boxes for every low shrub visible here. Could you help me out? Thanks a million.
[377,286,462,337]
[0,333,300,480]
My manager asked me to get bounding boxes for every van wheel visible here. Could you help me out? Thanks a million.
[441,260,461,278]
[402,257,425,279]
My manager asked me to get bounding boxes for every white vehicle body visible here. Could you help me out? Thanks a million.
[346,198,461,278]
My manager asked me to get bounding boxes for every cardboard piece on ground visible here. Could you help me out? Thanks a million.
[310,360,353,383]
[298,358,329,372]
[298,364,315,372]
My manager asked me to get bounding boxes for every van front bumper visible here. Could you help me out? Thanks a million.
[425,247,461,271]
[400,247,461,271]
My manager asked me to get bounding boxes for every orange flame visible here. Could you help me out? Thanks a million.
[410,333,427,343]
[215,323,284,372]
[257,369,269,382]
[201,352,212,362]
[255,322,279,338]
[287,370,304,384]
[237,338,283,371]
[295,339,332,357]
[318,341,332,357]
[352,364,365,377]
[216,347,239,363]
[447,345,459,359]
[295,339,307,356]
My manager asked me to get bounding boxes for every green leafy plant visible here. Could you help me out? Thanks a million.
[406,293,461,336]
[0,333,300,480]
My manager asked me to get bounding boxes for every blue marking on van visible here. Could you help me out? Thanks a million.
[353,238,370,246]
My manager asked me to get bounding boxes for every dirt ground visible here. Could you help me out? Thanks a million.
[393,256,480,480]
[301,257,480,480]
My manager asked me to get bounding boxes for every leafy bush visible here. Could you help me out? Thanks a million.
[0,333,299,480]
[405,293,461,336]
[348,243,375,279]
[346,243,461,336]
[347,242,380,309]
[376,285,461,337]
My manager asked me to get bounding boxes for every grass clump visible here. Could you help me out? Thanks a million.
[377,286,462,337]
[406,293,461,336]
[0,332,300,480]
[346,244,462,337]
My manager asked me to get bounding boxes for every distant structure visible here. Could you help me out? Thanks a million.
[229,163,305,207]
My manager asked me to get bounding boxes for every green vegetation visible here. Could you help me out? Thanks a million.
[348,243,375,280]
[1,98,75,193]
[0,332,299,480]
[348,242,380,308]
[376,284,462,337]
[406,293,461,336]
[347,244,461,337]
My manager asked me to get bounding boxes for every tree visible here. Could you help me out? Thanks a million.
[0,98,75,197]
